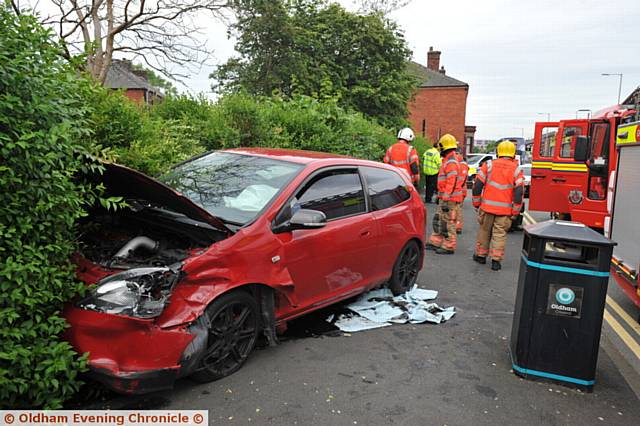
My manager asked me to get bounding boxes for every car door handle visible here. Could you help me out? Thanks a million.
[532,175,546,179]
[552,177,566,183]
[360,230,371,237]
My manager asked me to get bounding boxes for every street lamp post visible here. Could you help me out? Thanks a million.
[537,112,551,121]
[576,109,591,119]
[602,73,623,105]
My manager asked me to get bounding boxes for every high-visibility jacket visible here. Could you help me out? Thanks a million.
[383,140,420,184]
[472,158,524,216]
[422,147,441,176]
[453,152,469,201]
[437,150,461,202]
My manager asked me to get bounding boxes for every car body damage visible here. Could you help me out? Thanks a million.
[65,150,426,394]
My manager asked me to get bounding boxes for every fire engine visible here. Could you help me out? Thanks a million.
[530,108,640,308]
[530,107,637,231]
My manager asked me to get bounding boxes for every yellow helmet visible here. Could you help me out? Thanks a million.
[497,140,516,158]
[439,134,457,151]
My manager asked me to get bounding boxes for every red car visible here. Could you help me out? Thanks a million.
[65,148,426,394]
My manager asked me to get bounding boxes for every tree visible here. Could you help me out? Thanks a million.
[212,0,417,127]
[19,0,228,83]
[355,0,411,14]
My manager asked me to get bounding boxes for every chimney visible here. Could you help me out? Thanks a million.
[439,65,446,75]
[427,46,441,71]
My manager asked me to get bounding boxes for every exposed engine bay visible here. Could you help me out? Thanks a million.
[79,198,224,270]
[76,197,227,318]
[74,163,233,318]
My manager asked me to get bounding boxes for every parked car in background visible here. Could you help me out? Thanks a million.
[466,153,496,188]
[65,149,426,394]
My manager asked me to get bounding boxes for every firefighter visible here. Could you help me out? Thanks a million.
[426,134,461,254]
[383,128,420,186]
[455,148,469,234]
[472,140,524,271]
[422,142,441,203]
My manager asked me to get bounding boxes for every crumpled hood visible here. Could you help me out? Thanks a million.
[100,163,233,235]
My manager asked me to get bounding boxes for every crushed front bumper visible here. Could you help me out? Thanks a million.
[64,307,202,394]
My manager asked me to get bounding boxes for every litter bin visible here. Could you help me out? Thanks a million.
[510,220,615,390]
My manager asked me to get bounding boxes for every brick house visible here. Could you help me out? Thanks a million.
[104,59,163,105]
[407,47,476,154]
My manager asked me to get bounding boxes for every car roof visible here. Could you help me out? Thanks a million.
[223,147,387,168]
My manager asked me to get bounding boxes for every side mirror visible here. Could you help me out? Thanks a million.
[272,209,327,234]
[573,136,589,162]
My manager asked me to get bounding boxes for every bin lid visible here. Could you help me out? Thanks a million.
[525,220,616,246]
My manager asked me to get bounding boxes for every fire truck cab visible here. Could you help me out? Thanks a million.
[530,109,637,231]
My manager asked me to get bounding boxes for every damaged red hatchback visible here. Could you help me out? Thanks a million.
[65,148,426,394]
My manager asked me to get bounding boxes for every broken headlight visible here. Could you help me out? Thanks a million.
[77,267,179,318]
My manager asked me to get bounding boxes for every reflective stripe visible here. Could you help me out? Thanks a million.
[481,199,513,208]
[514,166,522,178]
[451,191,463,196]
[486,180,514,190]
[390,159,410,165]
[445,171,457,178]
[445,158,458,165]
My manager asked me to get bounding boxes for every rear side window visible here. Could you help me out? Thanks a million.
[362,167,411,211]
[296,169,366,220]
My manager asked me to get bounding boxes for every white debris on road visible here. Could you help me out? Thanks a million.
[330,285,455,332]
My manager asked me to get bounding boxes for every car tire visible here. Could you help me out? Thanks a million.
[387,240,421,296]
[191,291,260,383]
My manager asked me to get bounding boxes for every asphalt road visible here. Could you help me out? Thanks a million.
[98,199,640,425]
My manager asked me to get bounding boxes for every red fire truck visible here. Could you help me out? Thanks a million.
[530,108,640,308]
[530,107,637,231]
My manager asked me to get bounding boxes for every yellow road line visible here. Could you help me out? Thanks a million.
[606,295,640,336]
[603,309,640,359]
[523,211,536,224]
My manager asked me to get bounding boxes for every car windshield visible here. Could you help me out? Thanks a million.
[161,152,304,225]
[467,155,487,167]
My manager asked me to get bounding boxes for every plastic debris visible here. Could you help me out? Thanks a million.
[331,285,455,332]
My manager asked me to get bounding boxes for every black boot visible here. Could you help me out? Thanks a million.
[473,254,486,264]
[491,260,502,271]
[425,243,439,251]
[436,248,454,255]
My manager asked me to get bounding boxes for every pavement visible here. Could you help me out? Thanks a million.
[95,198,640,425]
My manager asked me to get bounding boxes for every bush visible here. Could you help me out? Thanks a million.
[0,9,99,408]
[110,93,397,176]
[116,119,206,176]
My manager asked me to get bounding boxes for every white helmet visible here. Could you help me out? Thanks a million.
[397,127,415,142]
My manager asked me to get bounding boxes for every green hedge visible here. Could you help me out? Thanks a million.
[0,9,101,408]
[102,93,398,175]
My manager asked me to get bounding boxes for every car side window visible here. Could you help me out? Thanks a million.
[361,167,410,211]
[295,169,366,220]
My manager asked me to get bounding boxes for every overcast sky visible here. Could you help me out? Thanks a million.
[159,0,640,139]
